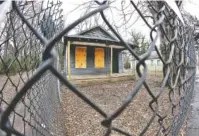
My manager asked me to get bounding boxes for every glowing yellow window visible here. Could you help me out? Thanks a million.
[95,48,104,68]
[75,47,86,68]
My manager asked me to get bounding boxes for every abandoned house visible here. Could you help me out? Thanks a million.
[63,26,134,79]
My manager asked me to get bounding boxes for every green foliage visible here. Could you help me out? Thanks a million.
[0,55,41,75]
[0,56,19,74]
[124,60,131,69]
[135,41,149,55]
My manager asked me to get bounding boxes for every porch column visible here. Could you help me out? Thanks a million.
[110,46,113,75]
[67,40,71,79]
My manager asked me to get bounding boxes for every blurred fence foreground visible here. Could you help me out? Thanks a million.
[0,1,197,136]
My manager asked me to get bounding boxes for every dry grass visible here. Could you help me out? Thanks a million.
[61,74,176,136]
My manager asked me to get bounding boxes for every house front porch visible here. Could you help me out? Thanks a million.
[68,72,135,86]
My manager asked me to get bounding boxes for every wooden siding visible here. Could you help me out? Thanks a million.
[65,45,124,75]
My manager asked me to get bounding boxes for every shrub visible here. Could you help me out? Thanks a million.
[124,61,131,69]
[0,55,41,75]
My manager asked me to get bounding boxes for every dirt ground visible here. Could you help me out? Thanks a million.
[61,74,179,136]
[0,73,31,133]
[0,72,188,136]
[0,72,65,136]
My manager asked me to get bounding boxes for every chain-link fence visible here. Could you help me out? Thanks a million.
[0,1,65,136]
[0,0,197,136]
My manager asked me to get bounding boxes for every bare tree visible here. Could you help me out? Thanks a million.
[64,0,150,37]
[130,31,148,55]
[123,31,148,70]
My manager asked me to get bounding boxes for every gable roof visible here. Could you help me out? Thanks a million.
[64,26,136,48]
[78,26,117,41]
[65,26,121,44]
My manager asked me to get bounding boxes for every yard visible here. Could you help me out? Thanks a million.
[61,73,179,136]
[0,71,188,136]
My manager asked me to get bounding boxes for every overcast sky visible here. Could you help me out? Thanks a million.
[61,0,199,40]
[184,0,199,18]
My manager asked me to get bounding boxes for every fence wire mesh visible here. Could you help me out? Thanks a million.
[0,0,197,136]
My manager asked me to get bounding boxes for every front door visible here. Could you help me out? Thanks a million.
[112,49,118,73]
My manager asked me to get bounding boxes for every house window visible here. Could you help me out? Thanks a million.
[95,48,104,68]
[75,47,87,68]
